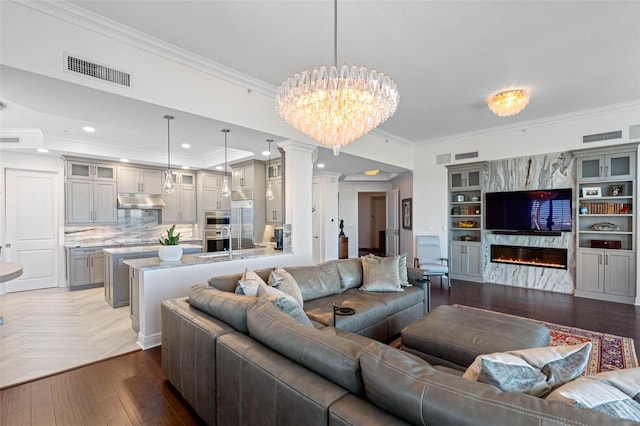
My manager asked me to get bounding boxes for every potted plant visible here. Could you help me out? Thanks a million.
[158,225,183,261]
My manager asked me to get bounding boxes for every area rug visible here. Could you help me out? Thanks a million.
[392,305,638,376]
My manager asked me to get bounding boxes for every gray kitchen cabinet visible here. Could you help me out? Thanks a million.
[202,173,231,211]
[266,178,282,223]
[66,179,117,224]
[117,166,162,194]
[161,172,197,223]
[67,160,116,182]
[232,164,254,188]
[66,247,107,290]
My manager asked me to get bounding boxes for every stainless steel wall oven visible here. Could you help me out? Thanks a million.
[204,211,231,253]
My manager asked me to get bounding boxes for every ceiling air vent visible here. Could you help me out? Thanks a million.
[65,54,131,88]
[582,130,622,144]
[454,151,479,161]
[0,137,21,144]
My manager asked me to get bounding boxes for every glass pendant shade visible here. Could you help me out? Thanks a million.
[266,180,275,200]
[221,175,231,197]
[163,169,176,193]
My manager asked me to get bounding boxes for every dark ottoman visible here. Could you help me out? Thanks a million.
[401,305,551,371]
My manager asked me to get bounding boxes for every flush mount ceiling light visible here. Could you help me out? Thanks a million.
[487,89,530,117]
[221,129,231,198]
[82,126,95,133]
[275,0,399,156]
[181,143,191,149]
[162,115,176,194]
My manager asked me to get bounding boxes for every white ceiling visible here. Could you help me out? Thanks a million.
[1,1,639,179]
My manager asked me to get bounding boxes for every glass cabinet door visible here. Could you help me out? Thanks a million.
[578,156,603,181]
[607,153,635,180]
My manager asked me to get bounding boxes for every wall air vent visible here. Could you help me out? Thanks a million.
[0,137,21,144]
[454,151,479,161]
[582,130,622,144]
[436,153,452,165]
[65,54,131,88]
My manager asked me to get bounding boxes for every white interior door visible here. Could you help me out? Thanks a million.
[385,189,399,256]
[4,169,59,292]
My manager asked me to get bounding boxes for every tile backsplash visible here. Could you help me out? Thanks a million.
[64,210,199,245]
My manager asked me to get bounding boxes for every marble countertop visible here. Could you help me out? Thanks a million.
[64,239,202,249]
[102,243,203,256]
[0,262,23,283]
[125,245,290,271]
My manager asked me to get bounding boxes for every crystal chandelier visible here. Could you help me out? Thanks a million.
[487,89,530,117]
[275,0,399,156]
[162,115,176,193]
[221,129,231,197]
[265,139,275,201]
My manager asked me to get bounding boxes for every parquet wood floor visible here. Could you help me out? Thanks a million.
[0,287,138,389]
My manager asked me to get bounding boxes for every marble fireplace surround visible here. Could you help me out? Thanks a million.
[482,151,576,293]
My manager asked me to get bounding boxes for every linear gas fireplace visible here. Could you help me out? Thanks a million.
[490,245,568,270]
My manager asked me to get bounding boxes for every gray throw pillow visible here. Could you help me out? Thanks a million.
[546,367,640,421]
[368,253,410,286]
[463,342,592,397]
[256,282,313,327]
[360,255,403,292]
[268,267,304,307]
[235,268,267,296]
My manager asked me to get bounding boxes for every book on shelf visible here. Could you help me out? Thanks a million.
[580,202,631,215]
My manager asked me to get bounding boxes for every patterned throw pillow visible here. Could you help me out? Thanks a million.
[360,255,404,292]
[268,267,304,307]
[545,367,640,421]
[462,342,592,397]
[235,268,267,296]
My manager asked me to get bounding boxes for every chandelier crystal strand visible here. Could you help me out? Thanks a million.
[275,0,398,155]
[162,115,176,194]
[221,129,231,197]
[487,89,530,117]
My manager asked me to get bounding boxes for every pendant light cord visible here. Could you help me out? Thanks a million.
[222,129,230,176]
[163,114,174,171]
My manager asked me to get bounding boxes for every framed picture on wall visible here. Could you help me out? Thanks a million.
[402,198,412,230]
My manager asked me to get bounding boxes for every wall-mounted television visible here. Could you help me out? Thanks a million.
[485,189,573,235]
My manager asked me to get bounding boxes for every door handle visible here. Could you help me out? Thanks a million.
[605,255,608,266]
[598,254,602,264]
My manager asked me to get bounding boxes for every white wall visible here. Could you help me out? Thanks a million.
[394,176,414,259]
[0,151,66,286]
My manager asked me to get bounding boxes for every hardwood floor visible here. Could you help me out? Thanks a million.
[0,287,139,388]
[1,280,638,425]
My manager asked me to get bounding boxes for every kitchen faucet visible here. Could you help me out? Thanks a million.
[221,226,232,259]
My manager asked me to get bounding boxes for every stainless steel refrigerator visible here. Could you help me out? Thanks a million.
[231,199,255,249]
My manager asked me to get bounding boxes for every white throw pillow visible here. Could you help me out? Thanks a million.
[368,253,410,287]
[360,255,403,292]
[462,342,592,397]
[235,268,267,297]
[268,267,304,307]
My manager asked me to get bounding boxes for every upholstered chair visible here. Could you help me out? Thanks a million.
[414,235,450,288]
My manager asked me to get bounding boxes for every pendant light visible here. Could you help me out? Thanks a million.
[162,115,176,194]
[221,129,231,197]
[265,139,275,201]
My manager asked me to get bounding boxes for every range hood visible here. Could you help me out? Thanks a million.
[117,193,165,209]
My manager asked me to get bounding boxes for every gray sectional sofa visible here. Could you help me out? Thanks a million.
[160,257,634,425]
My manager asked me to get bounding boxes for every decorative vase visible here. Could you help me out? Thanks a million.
[158,245,183,262]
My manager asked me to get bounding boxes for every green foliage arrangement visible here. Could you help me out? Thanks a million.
[159,225,181,246]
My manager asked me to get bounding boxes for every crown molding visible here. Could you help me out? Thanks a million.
[15,0,277,97]
[418,100,640,147]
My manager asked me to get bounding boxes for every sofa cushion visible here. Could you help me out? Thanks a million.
[463,342,591,397]
[546,368,640,421]
[285,262,341,301]
[352,286,423,314]
[368,253,410,287]
[360,255,403,292]
[189,284,257,333]
[235,268,268,296]
[256,282,314,327]
[247,298,367,395]
[208,268,272,293]
[303,292,387,333]
[334,258,363,291]
[268,267,304,307]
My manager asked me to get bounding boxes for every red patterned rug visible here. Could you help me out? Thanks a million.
[393,305,638,375]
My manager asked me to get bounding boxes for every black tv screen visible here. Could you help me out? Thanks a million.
[485,189,573,233]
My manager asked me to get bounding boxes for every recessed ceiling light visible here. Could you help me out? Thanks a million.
[215,165,223,170]
[82,126,96,133]
[262,150,270,156]
[317,163,325,168]
[364,169,380,176]
[120,158,129,162]
[181,143,191,149]
[36,148,49,153]
[181,165,190,170]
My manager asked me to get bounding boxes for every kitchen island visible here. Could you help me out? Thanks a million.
[125,246,305,349]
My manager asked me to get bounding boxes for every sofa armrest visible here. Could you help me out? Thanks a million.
[407,266,431,313]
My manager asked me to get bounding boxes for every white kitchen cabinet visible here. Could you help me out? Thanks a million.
[232,164,254,188]
[67,161,116,182]
[66,247,106,290]
[117,166,162,194]
[161,172,197,223]
[66,179,117,224]
[449,241,482,280]
[266,179,282,223]
[202,172,231,211]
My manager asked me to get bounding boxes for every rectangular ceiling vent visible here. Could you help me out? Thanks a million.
[0,137,21,144]
[455,151,479,161]
[436,153,451,165]
[582,130,622,144]
[66,54,131,88]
